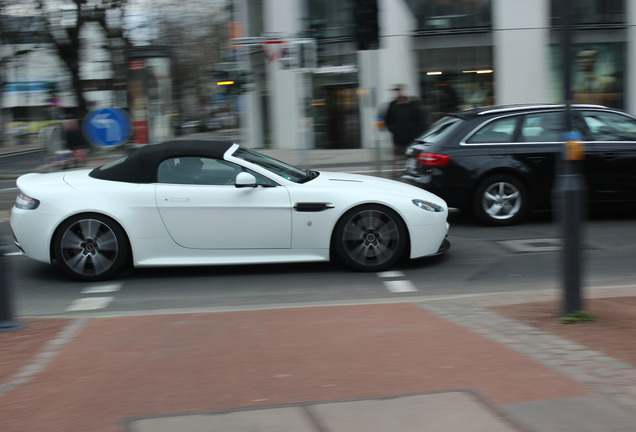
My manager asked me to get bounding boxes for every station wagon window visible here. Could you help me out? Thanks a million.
[465,116,516,144]
[581,111,636,141]
[519,112,565,142]
[415,115,463,144]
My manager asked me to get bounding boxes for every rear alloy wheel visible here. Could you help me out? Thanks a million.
[473,174,528,226]
[333,204,407,272]
[53,213,129,281]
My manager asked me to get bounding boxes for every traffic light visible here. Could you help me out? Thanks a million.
[212,70,232,86]
[235,71,253,93]
[353,0,379,50]
[213,70,253,95]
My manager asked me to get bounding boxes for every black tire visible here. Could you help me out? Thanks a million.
[473,174,528,226]
[53,213,129,281]
[332,204,408,272]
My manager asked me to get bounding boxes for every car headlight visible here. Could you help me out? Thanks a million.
[412,199,444,212]
[15,191,40,210]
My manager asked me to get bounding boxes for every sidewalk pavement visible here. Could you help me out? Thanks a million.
[0,139,125,180]
[2,287,636,432]
[0,137,45,155]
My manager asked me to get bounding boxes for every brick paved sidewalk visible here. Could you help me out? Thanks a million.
[2,286,636,432]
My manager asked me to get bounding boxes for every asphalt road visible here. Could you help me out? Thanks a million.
[2,208,635,319]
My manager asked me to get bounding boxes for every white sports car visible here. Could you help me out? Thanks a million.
[11,140,450,281]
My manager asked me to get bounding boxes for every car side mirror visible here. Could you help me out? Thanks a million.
[235,171,257,188]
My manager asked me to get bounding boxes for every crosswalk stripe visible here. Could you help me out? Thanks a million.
[66,297,114,312]
[383,280,418,293]
[81,284,122,294]
[377,270,405,278]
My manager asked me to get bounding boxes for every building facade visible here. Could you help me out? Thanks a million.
[231,0,636,150]
[1,15,116,143]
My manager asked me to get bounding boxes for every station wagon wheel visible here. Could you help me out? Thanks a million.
[473,174,528,226]
[333,204,407,272]
[53,213,129,281]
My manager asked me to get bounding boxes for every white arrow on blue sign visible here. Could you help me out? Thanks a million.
[82,108,132,148]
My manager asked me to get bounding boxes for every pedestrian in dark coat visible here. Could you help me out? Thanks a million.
[384,84,422,177]
[385,84,421,152]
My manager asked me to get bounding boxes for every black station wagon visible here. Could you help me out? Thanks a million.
[402,104,636,225]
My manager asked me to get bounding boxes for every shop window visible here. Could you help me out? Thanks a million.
[414,0,492,31]
[549,43,625,110]
[551,0,625,26]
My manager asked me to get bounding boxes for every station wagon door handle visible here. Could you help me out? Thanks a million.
[527,156,546,162]
[599,152,620,160]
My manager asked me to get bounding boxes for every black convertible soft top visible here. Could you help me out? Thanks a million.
[89,140,235,183]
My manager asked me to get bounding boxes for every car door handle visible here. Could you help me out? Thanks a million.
[168,198,190,202]
[600,152,619,158]
[527,156,545,162]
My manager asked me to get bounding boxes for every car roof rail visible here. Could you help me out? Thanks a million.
[476,103,607,116]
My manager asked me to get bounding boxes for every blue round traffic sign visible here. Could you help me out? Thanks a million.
[83,108,132,148]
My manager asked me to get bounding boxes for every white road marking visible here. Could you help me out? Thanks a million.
[66,297,114,312]
[6,252,23,256]
[81,283,122,294]
[383,280,418,293]
[377,271,405,278]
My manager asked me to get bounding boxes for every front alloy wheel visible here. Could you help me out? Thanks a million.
[474,174,528,226]
[333,205,407,272]
[53,213,128,281]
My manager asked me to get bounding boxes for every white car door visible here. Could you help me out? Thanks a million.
[155,157,292,249]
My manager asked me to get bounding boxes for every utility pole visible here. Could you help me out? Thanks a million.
[353,0,381,172]
[554,0,586,316]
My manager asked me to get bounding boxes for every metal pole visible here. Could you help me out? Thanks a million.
[0,240,25,332]
[557,0,585,316]
[370,50,382,177]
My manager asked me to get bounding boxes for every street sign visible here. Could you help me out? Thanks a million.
[260,41,289,62]
[82,107,132,148]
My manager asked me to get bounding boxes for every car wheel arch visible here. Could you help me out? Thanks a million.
[329,203,411,271]
[50,212,133,273]
[471,172,532,225]
[471,168,534,210]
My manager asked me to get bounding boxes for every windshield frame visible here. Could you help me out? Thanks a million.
[231,147,312,183]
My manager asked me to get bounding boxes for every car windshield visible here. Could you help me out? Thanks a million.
[233,147,315,183]
[94,156,128,171]
[414,115,463,144]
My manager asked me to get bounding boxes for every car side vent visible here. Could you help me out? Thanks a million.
[294,203,335,212]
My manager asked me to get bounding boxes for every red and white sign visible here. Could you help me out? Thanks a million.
[260,41,289,63]
[129,59,145,70]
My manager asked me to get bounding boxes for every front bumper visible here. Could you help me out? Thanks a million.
[434,238,451,255]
